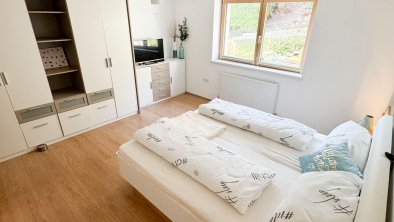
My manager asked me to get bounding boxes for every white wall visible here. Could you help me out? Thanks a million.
[174,0,394,133]
[129,0,175,58]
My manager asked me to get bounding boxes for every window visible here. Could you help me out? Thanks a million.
[220,0,317,73]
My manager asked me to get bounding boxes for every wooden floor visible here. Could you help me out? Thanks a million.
[0,93,208,222]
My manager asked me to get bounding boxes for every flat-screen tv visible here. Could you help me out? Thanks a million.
[133,39,164,64]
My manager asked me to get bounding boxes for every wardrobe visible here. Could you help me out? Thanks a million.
[0,0,138,161]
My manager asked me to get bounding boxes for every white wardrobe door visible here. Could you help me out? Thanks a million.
[0,84,28,158]
[136,67,153,107]
[170,60,186,96]
[99,0,138,117]
[0,0,53,111]
[66,0,113,94]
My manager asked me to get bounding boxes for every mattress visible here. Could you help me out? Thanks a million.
[118,113,326,222]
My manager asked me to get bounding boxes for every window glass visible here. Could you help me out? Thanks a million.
[223,2,261,62]
[220,0,316,73]
[259,2,314,71]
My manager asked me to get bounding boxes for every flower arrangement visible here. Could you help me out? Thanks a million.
[178,17,189,45]
[173,17,189,59]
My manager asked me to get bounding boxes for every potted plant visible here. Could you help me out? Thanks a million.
[178,17,189,59]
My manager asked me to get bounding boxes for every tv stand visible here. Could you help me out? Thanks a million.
[135,59,186,107]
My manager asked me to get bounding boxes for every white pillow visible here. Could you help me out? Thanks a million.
[321,121,372,172]
[199,98,317,151]
[269,171,363,222]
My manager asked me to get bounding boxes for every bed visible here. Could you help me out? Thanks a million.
[117,109,393,222]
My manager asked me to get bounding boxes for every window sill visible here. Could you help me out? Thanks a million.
[210,59,303,80]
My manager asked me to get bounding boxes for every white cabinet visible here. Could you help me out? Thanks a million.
[67,0,138,117]
[89,99,117,125]
[99,0,138,117]
[66,0,113,94]
[58,106,92,136]
[0,82,28,158]
[170,60,186,96]
[136,60,185,107]
[136,67,154,107]
[0,0,53,111]
[20,115,63,148]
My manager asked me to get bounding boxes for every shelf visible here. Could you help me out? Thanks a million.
[46,67,79,77]
[52,88,86,101]
[29,11,66,14]
[37,38,72,44]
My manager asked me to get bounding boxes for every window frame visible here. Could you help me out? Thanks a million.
[219,0,317,74]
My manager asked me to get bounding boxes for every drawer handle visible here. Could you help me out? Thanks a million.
[159,81,165,84]
[97,105,108,110]
[28,106,47,111]
[33,123,48,129]
[64,98,77,102]
[93,90,110,96]
[158,88,165,91]
[159,95,166,98]
[68,113,81,119]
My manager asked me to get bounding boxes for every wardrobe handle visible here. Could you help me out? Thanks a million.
[0,72,7,85]
[105,58,109,68]
[109,58,113,67]
[4,72,9,85]
[150,82,152,89]
[2,72,9,85]
[171,77,173,84]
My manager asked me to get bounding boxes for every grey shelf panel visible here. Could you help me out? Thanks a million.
[46,67,79,77]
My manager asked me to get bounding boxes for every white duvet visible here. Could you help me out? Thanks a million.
[270,171,363,222]
[199,98,316,151]
[133,118,276,214]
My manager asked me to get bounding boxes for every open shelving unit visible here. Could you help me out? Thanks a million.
[26,0,86,111]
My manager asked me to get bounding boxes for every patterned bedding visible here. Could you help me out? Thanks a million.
[199,98,317,151]
[133,118,276,214]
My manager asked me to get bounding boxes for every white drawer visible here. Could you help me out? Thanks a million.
[59,106,92,136]
[20,115,63,148]
[151,63,169,73]
[89,99,117,125]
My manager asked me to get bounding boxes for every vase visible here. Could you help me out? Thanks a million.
[178,43,184,59]
[172,42,177,58]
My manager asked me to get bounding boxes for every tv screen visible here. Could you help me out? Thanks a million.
[133,39,164,64]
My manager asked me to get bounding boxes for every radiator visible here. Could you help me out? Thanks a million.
[219,73,279,114]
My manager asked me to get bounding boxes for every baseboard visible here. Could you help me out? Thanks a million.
[0,111,138,163]
[185,91,210,100]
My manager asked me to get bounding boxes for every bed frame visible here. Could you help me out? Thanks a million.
[118,115,393,222]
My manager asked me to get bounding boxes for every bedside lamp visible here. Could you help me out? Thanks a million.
[358,115,375,135]
[383,106,392,116]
